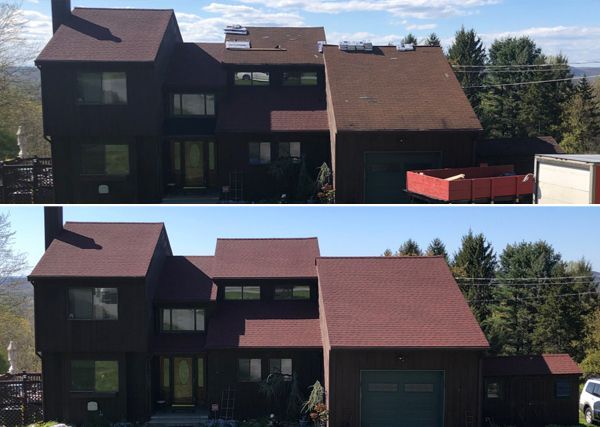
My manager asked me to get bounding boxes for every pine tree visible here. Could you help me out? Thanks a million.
[424,33,441,47]
[402,33,418,45]
[447,27,486,113]
[452,230,496,329]
[561,76,600,153]
[396,239,422,256]
[426,238,448,261]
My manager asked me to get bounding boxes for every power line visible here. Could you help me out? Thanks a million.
[454,68,571,74]
[458,280,598,287]
[455,275,595,281]
[452,60,600,69]
[462,74,600,89]
[471,291,599,304]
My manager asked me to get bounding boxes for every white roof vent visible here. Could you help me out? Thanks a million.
[224,25,248,35]
[339,41,373,52]
[396,43,415,51]
[317,41,326,53]
[226,40,251,49]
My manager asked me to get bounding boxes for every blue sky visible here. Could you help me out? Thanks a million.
[2,206,599,273]
[20,0,600,66]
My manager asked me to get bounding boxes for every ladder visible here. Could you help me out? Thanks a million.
[229,171,244,202]
[219,386,236,420]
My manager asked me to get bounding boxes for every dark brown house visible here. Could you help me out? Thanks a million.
[30,209,494,426]
[37,1,482,203]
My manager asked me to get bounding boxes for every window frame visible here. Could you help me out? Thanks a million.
[171,93,216,117]
[274,285,311,300]
[278,142,301,162]
[160,308,205,332]
[234,71,271,86]
[249,142,272,165]
[76,71,128,105]
[269,358,293,381]
[282,71,318,86]
[224,285,261,301]
[555,379,571,399]
[70,359,119,394]
[80,143,131,177]
[68,288,119,321]
[485,379,503,400]
[238,358,262,382]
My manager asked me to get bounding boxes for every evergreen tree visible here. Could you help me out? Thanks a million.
[560,76,600,153]
[582,307,600,377]
[396,239,422,256]
[452,230,496,329]
[426,238,448,261]
[447,27,486,113]
[383,249,393,257]
[402,33,418,45]
[424,33,441,47]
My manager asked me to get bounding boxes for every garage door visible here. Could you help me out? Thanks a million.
[364,152,441,203]
[361,370,444,427]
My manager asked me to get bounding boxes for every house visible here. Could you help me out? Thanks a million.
[37,1,481,203]
[482,354,582,426]
[29,208,490,425]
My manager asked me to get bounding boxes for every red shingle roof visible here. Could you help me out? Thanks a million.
[323,45,483,131]
[29,222,166,278]
[217,89,329,132]
[155,256,217,302]
[213,238,320,279]
[316,256,489,349]
[483,354,582,376]
[223,27,325,65]
[36,8,178,63]
[206,302,322,348]
[167,43,226,88]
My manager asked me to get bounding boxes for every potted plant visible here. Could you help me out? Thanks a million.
[301,381,329,426]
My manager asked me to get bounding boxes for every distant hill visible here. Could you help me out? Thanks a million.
[571,67,600,80]
[594,272,600,291]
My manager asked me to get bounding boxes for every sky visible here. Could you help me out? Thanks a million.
[2,206,600,273]
[17,0,600,67]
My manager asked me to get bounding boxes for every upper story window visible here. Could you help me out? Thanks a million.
[224,285,260,300]
[161,308,205,332]
[172,94,216,116]
[235,71,270,86]
[71,360,119,393]
[238,358,261,382]
[278,142,301,161]
[274,285,310,300]
[249,142,271,165]
[282,71,318,86]
[77,72,127,105]
[81,143,130,176]
[68,288,118,320]
[269,358,292,381]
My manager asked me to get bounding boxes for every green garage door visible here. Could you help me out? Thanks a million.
[361,370,444,427]
[364,152,441,203]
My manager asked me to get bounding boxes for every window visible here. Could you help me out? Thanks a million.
[269,358,292,380]
[238,359,262,382]
[486,381,502,399]
[278,142,301,161]
[249,142,271,165]
[81,144,130,176]
[555,379,571,398]
[235,71,270,86]
[282,71,318,86]
[586,382,600,396]
[172,94,216,116]
[68,288,118,320]
[274,285,310,300]
[161,308,205,331]
[224,286,260,300]
[77,72,127,104]
[71,360,119,393]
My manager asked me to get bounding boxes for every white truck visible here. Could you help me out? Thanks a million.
[581,378,600,425]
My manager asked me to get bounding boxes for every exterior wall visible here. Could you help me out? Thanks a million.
[333,131,479,203]
[535,159,593,204]
[327,349,483,427]
[482,374,580,427]
[595,164,600,203]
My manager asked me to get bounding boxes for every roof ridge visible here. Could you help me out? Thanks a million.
[73,7,175,12]
[217,237,318,241]
[65,221,164,225]
[317,255,444,259]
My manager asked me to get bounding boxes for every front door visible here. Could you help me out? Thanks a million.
[171,141,216,189]
[173,357,194,405]
[159,355,206,407]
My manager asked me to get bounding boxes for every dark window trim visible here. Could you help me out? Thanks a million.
[555,379,572,399]
[67,287,119,321]
[80,142,132,178]
[282,71,319,86]
[234,71,271,87]
[160,308,206,333]
[237,358,262,382]
[223,285,262,301]
[171,93,216,117]
[274,285,311,300]
[484,379,503,400]
[248,142,272,166]
[76,71,128,106]
[70,359,119,394]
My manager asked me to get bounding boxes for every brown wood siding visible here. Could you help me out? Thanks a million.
[333,131,480,203]
[206,349,323,419]
[482,374,580,427]
[327,349,483,427]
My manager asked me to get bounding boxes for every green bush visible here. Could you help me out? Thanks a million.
[581,351,600,378]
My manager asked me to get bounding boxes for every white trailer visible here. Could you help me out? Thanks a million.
[534,154,600,204]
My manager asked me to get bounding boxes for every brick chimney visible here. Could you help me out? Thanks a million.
[44,207,63,249]
[51,0,72,33]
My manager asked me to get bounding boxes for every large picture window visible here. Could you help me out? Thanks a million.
[77,72,127,104]
[238,359,261,382]
[224,286,260,300]
[234,71,270,86]
[274,285,310,300]
[282,71,318,86]
[81,144,130,176]
[249,142,271,165]
[172,94,216,116]
[68,288,118,320]
[161,308,205,331]
[71,360,119,393]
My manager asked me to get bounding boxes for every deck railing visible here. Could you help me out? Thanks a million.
[0,158,54,204]
[0,372,44,426]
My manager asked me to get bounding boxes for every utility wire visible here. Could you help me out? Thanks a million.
[455,275,595,281]
[452,60,600,69]
[454,68,571,74]
[462,74,600,89]
[458,280,598,287]
[471,291,599,304]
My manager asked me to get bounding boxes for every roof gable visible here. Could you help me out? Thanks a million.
[167,43,226,88]
[155,256,217,302]
[29,222,167,279]
[316,256,489,349]
[213,238,320,279]
[36,8,179,63]
[323,45,482,132]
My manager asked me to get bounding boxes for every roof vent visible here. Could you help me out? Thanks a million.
[339,41,373,52]
[396,43,415,52]
[226,40,251,49]
[224,25,248,35]
[317,41,326,53]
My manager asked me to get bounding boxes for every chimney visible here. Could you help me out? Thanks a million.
[51,0,72,34]
[44,207,63,249]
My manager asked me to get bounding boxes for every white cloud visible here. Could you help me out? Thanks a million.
[405,23,437,31]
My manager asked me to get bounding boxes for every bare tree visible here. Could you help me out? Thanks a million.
[0,212,27,298]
